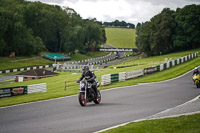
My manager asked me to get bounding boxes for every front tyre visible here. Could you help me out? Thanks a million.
[197,83,200,88]
[94,90,101,104]
[79,92,87,106]
[195,81,200,88]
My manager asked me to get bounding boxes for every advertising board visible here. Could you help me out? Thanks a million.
[0,86,27,98]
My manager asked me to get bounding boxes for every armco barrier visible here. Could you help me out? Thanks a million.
[125,69,144,80]
[156,52,198,72]
[27,83,47,94]
[119,72,126,82]
[0,64,52,74]
[0,83,47,98]
[101,74,111,86]
[101,52,198,86]
[111,74,119,83]
[101,69,144,86]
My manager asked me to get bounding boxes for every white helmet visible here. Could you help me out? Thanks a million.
[195,67,198,70]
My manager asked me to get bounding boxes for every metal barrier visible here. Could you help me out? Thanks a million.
[101,52,198,86]
[27,83,47,94]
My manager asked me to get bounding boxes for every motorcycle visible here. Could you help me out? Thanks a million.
[193,74,200,88]
[78,80,101,106]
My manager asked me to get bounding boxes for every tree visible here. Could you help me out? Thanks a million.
[63,26,85,55]
[173,4,200,50]
[149,8,176,55]
[136,22,152,56]
[0,0,107,56]
[0,9,10,55]
[0,0,45,56]
[84,19,105,49]
[103,20,135,28]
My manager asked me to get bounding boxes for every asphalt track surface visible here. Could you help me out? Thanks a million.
[0,70,200,133]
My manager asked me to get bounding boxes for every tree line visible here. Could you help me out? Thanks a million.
[0,0,106,56]
[103,20,135,29]
[136,4,200,56]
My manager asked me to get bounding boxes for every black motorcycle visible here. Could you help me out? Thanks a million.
[78,80,101,106]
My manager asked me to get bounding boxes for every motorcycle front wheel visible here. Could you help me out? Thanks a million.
[197,83,200,88]
[94,90,101,104]
[79,92,87,106]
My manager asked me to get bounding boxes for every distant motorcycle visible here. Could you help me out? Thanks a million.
[193,74,200,88]
[78,80,101,106]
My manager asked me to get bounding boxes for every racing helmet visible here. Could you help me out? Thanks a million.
[194,67,198,72]
[82,65,89,73]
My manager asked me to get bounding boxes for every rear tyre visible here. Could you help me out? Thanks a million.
[94,90,101,104]
[79,92,87,106]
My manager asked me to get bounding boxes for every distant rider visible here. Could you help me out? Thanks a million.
[77,66,98,97]
[193,67,200,75]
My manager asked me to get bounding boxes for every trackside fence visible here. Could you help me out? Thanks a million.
[0,64,53,74]
[27,83,47,94]
[0,83,46,98]
[0,53,115,74]
[56,53,117,72]
[101,52,198,86]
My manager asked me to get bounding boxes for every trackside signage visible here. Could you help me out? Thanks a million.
[86,48,139,53]
[144,67,157,74]
[126,69,144,79]
[99,48,134,52]
[0,86,27,98]
[0,88,11,97]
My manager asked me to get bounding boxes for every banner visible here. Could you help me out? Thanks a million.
[86,48,139,53]
[126,69,144,79]
[144,67,157,74]
[0,88,12,98]
[0,86,27,98]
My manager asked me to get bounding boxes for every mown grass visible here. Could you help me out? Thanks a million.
[105,28,136,48]
[102,113,200,133]
[0,49,199,107]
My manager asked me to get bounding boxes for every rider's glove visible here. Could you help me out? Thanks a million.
[87,79,92,82]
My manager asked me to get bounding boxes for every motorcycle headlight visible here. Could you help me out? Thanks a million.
[80,83,85,89]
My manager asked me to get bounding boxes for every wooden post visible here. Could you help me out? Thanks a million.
[65,80,66,91]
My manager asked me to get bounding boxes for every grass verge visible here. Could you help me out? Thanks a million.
[101,113,200,133]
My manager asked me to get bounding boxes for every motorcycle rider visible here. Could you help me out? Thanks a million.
[77,65,98,97]
[193,67,200,75]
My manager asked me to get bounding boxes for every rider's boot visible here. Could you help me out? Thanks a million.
[94,87,98,98]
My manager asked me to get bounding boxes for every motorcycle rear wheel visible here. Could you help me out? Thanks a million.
[94,90,101,104]
[79,92,87,106]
